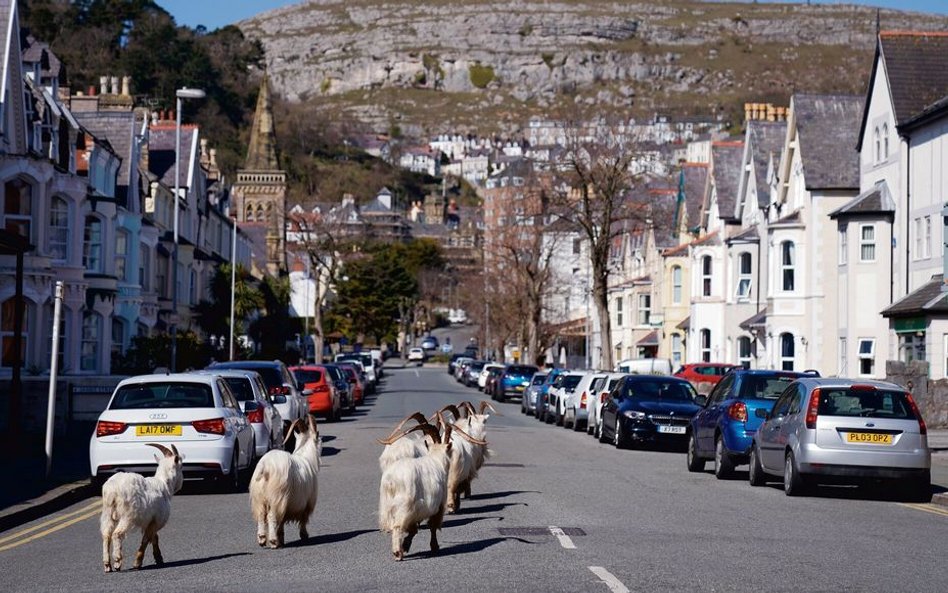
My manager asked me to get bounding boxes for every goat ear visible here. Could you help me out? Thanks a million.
[423,441,430,451]
[153,453,161,463]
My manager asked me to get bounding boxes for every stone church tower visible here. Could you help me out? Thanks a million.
[231,74,287,276]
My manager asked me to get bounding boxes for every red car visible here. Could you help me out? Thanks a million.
[290,365,341,421]
[673,363,739,391]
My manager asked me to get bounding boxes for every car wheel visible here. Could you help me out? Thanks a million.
[783,451,809,496]
[686,432,705,472]
[597,417,607,442]
[222,448,242,493]
[714,435,734,479]
[749,444,765,487]
[586,415,595,435]
[613,418,628,449]
[572,415,584,432]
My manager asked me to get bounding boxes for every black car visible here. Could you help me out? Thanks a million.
[321,364,353,413]
[599,375,702,449]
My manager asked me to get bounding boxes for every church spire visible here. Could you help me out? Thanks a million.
[244,72,279,171]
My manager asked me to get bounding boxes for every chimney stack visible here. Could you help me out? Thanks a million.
[100,76,108,95]
[121,76,130,97]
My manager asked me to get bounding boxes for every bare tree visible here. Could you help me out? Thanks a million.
[484,169,560,366]
[549,118,651,370]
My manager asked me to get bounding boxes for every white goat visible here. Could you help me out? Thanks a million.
[448,401,497,510]
[250,415,322,548]
[100,443,183,572]
[377,406,462,472]
[378,421,462,560]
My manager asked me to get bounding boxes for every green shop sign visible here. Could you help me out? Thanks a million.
[893,317,926,333]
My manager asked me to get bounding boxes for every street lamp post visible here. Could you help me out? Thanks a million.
[229,210,237,361]
[170,87,205,373]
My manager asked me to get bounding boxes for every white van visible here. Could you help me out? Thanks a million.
[614,358,672,375]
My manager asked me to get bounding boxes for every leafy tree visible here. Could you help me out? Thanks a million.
[248,274,294,360]
[193,263,263,345]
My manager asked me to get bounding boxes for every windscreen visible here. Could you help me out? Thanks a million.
[213,365,282,390]
[110,382,214,409]
[532,374,548,385]
[562,375,583,390]
[294,369,323,384]
[223,377,255,402]
[628,380,696,401]
[818,388,916,419]
[508,366,538,376]
[470,362,486,371]
[738,375,797,400]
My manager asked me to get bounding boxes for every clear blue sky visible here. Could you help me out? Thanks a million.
[156,0,948,31]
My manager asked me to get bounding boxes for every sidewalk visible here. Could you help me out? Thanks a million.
[0,421,95,532]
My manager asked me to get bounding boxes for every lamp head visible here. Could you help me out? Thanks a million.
[176,87,206,100]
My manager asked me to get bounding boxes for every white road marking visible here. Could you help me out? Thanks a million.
[588,566,630,593]
[414,370,419,378]
[548,525,576,549]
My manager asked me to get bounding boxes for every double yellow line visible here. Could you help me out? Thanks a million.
[0,500,102,552]
[900,502,948,518]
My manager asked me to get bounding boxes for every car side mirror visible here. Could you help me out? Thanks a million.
[755,408,769,419]
[302,389,314,397]
[694,394,708,407]
[271,394,288,404]
[242,401,259,414]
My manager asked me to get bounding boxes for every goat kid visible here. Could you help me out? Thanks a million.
[250,415,321,549]
[100,443,183,572]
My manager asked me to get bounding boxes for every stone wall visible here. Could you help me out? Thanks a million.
[0,376,124,437]
[885,360,948,427]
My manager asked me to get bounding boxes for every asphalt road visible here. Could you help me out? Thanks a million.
[1,364,947,593]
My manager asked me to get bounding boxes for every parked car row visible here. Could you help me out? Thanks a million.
[459,364,933,502]
[90,356,385,491]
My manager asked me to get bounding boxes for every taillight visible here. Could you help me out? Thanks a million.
[246,408,264,423]
[600,393,607,403]
[727,402,747,423]
[805,388,821,429]
[905,393,927,435]
[312,384,330,394]
[192,418,226,435]
[580,392,587,409]
[96,420,127,437]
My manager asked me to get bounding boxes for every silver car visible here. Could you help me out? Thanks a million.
[750,377,930,500]
[196,370,285,457]
[521,372,548,415]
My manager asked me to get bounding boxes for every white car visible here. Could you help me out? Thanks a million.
[90,373,256,491]
[549,371,588,426]
[563,371,609,432]
[407,348,426,364]
[195,369,284,458]
[589,373,629,439]
[478,363,505,390]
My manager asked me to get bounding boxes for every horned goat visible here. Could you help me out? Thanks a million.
[100,443,183,572]
[447,401,497,511]
[377,406,460,472]
[378,417,487,560]
[250,415,322,549]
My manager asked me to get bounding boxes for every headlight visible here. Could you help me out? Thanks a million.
[623,410,646,420]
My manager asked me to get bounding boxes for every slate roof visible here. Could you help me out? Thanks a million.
[678,163,708,234]
[829,180,896,219]
[75,111,141,203]
[746,121,786,209]
[636,330,660,346]
[21,35,62,79]
[726,225,759,244]
[148,125,197,189]
[739,308,768,331]
[901,93,948,131]
[710,141,743,221]
[793,94,863,191]
[882,275,948,318]
[881,32,948,127]
[676,316,690,330]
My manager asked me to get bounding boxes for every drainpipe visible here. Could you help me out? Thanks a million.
[905,136,911,296]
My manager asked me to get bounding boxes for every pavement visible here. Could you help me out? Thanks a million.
[2,363,947,535]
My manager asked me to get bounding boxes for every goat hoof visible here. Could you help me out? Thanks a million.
[103,565,112,574]
[267,539,280,549]
[393,550,403,561]
[257,535,267,547]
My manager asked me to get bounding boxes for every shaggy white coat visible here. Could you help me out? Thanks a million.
[446,414,490,513]
[378,441,451,560]
[100,452,183,572]
[250,426,321,548]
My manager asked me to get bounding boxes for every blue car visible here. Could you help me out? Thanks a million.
[599,375,702,449]
[534,368,567,422]
[687,369,817,478]
[493,364,539,402]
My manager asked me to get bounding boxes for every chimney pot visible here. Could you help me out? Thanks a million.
[87,85,95,96]
[110,76,119,95]
[99,76,108,95]
[121,76,130,96]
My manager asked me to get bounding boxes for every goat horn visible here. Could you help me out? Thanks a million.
[379,412,428,444]
[449,423,488,446]
[438,404,461,420]
[479,401,500,415]
[377,422,441,445]
[458,401,476,417]
[170,444,180,458]
[283,419,300,446]
[145,443,173,458]
[307,413,318,435]
[442,422,453,445]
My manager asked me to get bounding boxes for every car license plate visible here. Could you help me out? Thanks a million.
[657,425,686,434]
[845,432,892,445]
[135,424,182,437]
[515,385,525,391]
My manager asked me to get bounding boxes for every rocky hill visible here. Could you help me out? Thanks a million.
[240,0,948,135]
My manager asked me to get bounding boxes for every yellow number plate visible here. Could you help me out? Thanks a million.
[135,424,182,437]
[846,432,892,445]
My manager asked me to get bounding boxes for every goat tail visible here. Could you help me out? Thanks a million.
[99,487,118,536]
